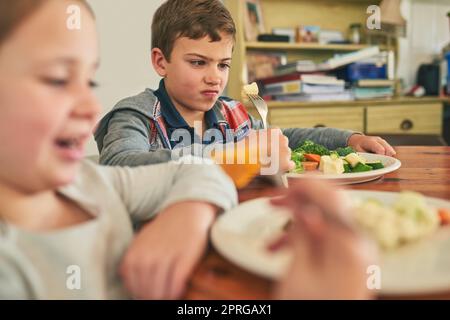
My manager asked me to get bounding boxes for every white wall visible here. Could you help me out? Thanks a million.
[86,0,165,155]
[398,0,450,88]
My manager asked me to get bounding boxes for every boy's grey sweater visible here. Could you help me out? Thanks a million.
[94,88,355,167]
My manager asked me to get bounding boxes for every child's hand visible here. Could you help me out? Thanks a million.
[214,129,294,188]
[119,201,217,299]
[263,128,295,173]
[243,129,295,173]
[271,180,377,299]
[348,134,396,156]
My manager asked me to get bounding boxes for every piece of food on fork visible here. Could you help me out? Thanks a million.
[242,82,269,130]
[242,82,260,97]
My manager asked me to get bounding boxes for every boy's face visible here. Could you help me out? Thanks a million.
[0,0,100,193]
[154,32,234,115]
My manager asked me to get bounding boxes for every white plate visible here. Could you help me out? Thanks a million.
[286,153,401,185]
[211,190,450,295]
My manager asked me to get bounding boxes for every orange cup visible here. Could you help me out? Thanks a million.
[212,143,261,189]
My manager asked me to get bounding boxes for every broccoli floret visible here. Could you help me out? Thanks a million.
[329,151,340,159]
[291,151,305,163]
[335,146,356,157]
[292,163,304,173]
[295,140,330,156]
[291,151,305,173]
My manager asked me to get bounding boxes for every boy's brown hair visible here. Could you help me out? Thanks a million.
[0,0,93,47]
[152,0,236,61]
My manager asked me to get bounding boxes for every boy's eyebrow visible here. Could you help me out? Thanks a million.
[184,53,232,61]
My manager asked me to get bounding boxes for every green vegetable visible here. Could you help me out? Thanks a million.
[344,153,366,168]
[335,146,355,157]
[329,151,339,160]
[343,163,352,173]
[353,163,373,172]
[292,163,304,173]
[291,151,305,172]
[366,161,384,170]
[291,151,304,164]
[294,140,330,156]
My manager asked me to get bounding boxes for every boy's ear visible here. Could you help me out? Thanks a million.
[151,48,168,77]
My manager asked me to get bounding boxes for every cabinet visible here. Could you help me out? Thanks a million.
[270,106,364,132]
[366,104,442,135]
[264,98,444,135]
[224,0,444,137]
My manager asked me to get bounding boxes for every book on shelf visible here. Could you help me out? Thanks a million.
[264,80,302,95]
[272,46,381,77]
[273,60,318,76]
[353,51,388,65]
[353,86,394,100]
[356,79,395,87]
[301,75,345,86]
[302,83,346,94]
[258,72,327,85]
[263,75,345,95]
[319,46,380,70]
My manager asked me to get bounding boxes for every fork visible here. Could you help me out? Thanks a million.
[247,93,269,129]
[246,93,289,187]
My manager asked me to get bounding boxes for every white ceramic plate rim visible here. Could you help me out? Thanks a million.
[286,152,401,180]
[211,190,450,296]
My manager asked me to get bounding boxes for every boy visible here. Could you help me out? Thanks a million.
[94,0,395,173]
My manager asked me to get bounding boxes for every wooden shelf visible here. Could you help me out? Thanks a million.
[264,97,447,109]
[246,42,386,51]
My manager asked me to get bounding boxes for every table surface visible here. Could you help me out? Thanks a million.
[184,146,450,300]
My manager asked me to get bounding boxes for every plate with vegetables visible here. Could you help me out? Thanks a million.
[287,140,401,185]
[211,191,450,295]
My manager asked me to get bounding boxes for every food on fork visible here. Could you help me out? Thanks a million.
[242,82,259,96]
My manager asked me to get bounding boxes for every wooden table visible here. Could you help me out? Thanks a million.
[184,146,450,300]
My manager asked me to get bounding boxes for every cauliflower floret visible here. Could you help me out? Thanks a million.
[353,192,439,250]
[243,82,259,95]
[241,82,259,103]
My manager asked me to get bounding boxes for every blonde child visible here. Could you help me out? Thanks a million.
[0,0,237,299]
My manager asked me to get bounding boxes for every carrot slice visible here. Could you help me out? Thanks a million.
[304,153,322,163]
[438,208,450,226]
[302,161,319,171]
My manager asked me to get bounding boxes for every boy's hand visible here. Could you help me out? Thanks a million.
[214,129,294,188]
[263,128,295,173]
[243,129,295,174]
[119,201,217,299]
[271,180,377,300]
[348,134,396,156]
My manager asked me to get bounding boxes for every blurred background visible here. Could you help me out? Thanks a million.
[86,0,450,155]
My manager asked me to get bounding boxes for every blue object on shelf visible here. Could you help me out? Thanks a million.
[446,52,450,76]
[446,52,450,95]
[344,63,387,82]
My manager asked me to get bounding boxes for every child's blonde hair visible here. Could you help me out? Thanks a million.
[151,0,236,61]
[0,0,94,47]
